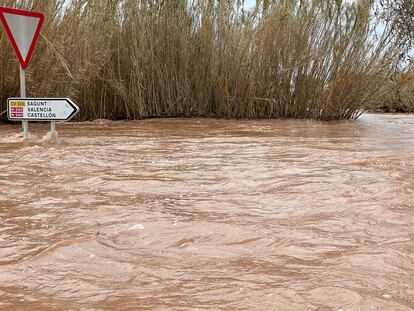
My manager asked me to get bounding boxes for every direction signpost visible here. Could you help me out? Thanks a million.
[0,7,78,139]
[7,98,79,122]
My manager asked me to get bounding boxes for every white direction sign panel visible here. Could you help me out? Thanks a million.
[7,98,79,121]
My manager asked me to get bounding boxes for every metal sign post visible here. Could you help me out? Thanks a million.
[51,121,57,134]
[19,66,29,139]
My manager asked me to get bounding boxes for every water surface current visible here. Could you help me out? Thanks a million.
[0,114,413,310]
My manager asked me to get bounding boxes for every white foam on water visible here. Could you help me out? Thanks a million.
[129,224,144,231]
[41,131,59,141]
[0,132,35,143]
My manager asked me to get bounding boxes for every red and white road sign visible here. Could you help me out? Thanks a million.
[0,7,44,69]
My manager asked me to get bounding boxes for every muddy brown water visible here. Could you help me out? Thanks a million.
[0,114,413,310]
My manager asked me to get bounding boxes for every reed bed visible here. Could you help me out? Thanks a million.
[379,66,414,112]
[0,0,409,120]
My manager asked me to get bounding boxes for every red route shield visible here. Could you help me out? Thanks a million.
[0,7,44,69]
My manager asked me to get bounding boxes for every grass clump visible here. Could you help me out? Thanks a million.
[0,0,410,121]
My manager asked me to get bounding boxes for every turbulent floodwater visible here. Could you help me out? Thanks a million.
[0,114,413,310]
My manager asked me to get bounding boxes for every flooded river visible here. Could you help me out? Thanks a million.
[0,114,413,310]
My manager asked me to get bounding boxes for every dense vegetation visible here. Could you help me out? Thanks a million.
[0,0,412,121]
[378,67,414,112]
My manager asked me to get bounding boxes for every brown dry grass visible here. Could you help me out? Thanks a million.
[378,65,414,112]
[0,0,409,120]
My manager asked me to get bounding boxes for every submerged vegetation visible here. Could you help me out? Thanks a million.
[0,0,412,121]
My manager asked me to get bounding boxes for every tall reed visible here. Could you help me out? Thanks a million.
[0,0,409,120]
[379,65,414,112]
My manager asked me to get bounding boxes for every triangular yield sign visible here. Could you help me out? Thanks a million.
[0,7,44,69]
